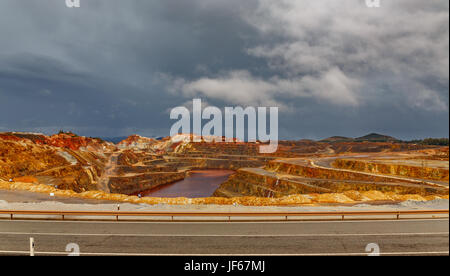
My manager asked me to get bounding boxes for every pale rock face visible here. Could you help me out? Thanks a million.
[57,150,79,165]
[117,135,156,150]
[170,134,200,143]
[170,133,243,143]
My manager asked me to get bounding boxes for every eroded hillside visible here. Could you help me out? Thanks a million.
[0,132,113,192]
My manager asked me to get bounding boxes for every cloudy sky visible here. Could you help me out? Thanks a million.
[0,0,448,140]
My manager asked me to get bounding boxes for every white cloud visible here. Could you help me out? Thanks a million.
[245,0,449,110]
[172,68,360,109]
[180,70,281,107]
[409,89,448,112]
[169,0,448,112]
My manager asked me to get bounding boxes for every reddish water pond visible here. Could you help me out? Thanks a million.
[140,170,235,198]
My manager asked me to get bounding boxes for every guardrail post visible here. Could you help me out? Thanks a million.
[10,214,13,220]
[30,237,35,256]
[62,215,65,220]
[397,213,400,220]
[285,216,288,221]
[342,215,345,220]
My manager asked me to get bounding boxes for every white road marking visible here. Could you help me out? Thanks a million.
[0,232,447,237]
[0,250,448,256]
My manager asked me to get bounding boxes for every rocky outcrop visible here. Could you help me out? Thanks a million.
[0,137,69,179]
[117,135,157,151]
[108,172,186,194]
[265,159,421,183]
[3,132,114,151]
[214,155,449,199]
[164,156,266,170]
[1,179,448,206]
[214,167,448,198]
[107,145,268,194]
[333,159,449,181]
[0,132,110,193]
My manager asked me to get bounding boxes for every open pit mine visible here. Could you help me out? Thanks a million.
[0,132,448,206]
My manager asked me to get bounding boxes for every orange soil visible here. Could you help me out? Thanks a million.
[12,176,38,184]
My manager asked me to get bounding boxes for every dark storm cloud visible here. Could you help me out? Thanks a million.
[0,0,261,137]
[0,0,448,139]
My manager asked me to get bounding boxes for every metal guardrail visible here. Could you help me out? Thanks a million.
[0,209,448,221]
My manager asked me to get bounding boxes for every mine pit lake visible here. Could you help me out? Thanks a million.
[140,170,235,198]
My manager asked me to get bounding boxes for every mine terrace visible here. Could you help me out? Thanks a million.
[0,132,448,206]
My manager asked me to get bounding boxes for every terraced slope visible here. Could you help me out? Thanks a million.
[214,150,449,200]
[0,133,112,192]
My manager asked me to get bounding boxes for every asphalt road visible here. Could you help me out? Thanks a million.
[0,219,448,256]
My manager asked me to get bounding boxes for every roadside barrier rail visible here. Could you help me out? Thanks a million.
[0,209,448,221]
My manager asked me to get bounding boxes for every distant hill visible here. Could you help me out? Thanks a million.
[355,133,399,142]
[404,138,449,146]
[319,133,400,143]
[100,136,129,144]
[320,136,354,143]
[101,135,165,144]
